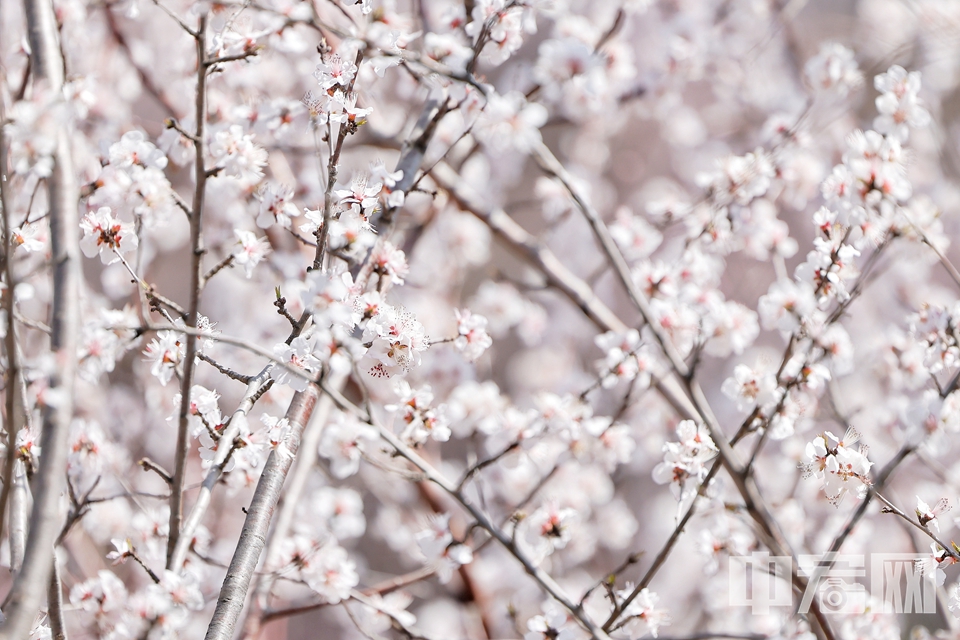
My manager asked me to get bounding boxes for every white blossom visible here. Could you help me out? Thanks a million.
[318,412,378,478]
[210,124,268,183]
[804,42,863,95]
[79,207,138,264]
[232,229,271,277]
[453,308,492,362]
[143,331,183,386]
[803,429,873,506]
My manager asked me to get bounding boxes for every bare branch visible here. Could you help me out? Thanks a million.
[430,162,627,334]
[206,49,262,67]
[198,352,254,384]
[47,554,66,640]
[0,96,21,563]
[149,0,198,37]
[238,385,340,638]
[373,417,613,640]
[168,365,273,571]
[0,0,80,634]
[139,457,174,485]
[201,254,235,288]
[168,13,210,569]
[9,465,27,573]
[875,492,960,560]
[204,385,320,640]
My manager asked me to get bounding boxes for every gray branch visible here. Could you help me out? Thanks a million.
[46,554,66,640]
[9,465,27,573]
[0,0,79,635]
[237,386,339,639]
[168,366,273,571]
[204,386,320,640]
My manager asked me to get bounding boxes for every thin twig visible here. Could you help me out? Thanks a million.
[201,254,235,288]
[874,492,960,560]
[150,0,198,37]
[139,457,173,485]
[530,141,835,640]
[130,551,162,584]
[373,415,612,640]
[198,352,254,383]
[260,566,436,623]
[900,206,960,290]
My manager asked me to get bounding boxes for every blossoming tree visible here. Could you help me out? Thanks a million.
[3,0,960,639]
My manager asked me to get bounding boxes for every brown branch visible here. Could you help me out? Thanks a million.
[167,13,209,570]
[0,90,20,569]
[139,457,173,485]
[145,285,187,319]
[875,492,960,560]
[201,254,235,288]
[198,352,253,383]
[206,49,262,67]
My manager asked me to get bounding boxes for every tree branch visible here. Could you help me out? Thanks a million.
[204,385,320,640]
[0,0,80,635]
[168,365,273,571]
[430,162,627,334]
[0,96,21,563]
[46,554,66,640]
[238,385,340,638]
[366,405,613,640]
[168,13,210,569]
